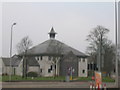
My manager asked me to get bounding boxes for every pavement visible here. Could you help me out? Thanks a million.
[1,81,116,88]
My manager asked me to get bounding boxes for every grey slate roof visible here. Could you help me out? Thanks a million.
[2,58,10,66]
[2,56,21,67]
[27,57,40,66]
[48,27,57,34]
[26,39,87,57]
[2,55,39,67]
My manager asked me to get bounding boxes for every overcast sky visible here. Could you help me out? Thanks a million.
[2,2,115,57]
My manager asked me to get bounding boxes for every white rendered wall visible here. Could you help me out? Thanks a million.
[28,67,40,74]
[78,58,88,77]
[37,56,60,77]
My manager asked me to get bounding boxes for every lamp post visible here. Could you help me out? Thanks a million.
[115,0,119,88]
[9,22,16,81]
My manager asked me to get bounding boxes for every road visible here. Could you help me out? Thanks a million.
[1,81,116,88]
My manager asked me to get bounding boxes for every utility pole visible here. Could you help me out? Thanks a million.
[97,35,102,72]
[115,0,119,88]
[9,23,16,81]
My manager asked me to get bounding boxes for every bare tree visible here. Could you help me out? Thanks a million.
[86,25,109,54]
[103,41,116,76]
[16,36,32,78]
[86,25,115,75]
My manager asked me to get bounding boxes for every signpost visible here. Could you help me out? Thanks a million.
[95,71,102,89]
[118,1,120,88]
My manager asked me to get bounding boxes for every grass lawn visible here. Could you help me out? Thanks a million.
[1,75,115,82]
[102,77,115,82]
[2,75,65,82]
[77,77,115,82]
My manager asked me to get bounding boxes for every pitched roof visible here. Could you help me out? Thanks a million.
[2,58,10,66]
[26,39,87,57]
[27,57,40,66]
[63,51,78,60]
[48,27,57,34]
[2,56,21,67]
[2,55,40,67]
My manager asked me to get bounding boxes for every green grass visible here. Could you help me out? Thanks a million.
[0,76,2,81]
[1,75,115,82]
[2,75,65,82]
[77,77,91,81]
[102,77,115,82]
[77,77,115,82]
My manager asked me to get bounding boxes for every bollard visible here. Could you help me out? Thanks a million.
[70,76,72,80]
[92,83,95,90]
[90,83,92,90]
[98,83,100,90]
[66,76,70,82]
[103,84,106,90]
[32,77,34,79]
[90,82,96,90]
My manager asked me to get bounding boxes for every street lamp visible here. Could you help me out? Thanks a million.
[115,0,119,88]
[9,22,16,81]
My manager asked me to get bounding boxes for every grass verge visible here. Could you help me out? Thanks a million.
[1,75,115,82]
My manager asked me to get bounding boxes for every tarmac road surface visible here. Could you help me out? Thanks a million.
[1,81,116,88]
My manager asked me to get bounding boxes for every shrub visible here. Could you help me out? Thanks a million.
[2,73,8,76]
[27,72,38,77]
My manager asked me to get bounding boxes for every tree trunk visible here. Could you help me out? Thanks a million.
[22,56,25,78]
[25,58,27,79]
[25,50,27,79]
[53,64,56,79]
[22,51,27,79]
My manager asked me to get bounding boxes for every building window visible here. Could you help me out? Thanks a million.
[40,69,42,73]
[90,63,92,70]
[41,56,43,60]
[88,64,89,70]
[37,57,39,61]
[48,69,51,73]
[50,65,53,70]
[55,65,56,69]
[48,65,52,73]
[48,56,51,60]
[82,70,85,74]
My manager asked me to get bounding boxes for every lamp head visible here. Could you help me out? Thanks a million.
[13,23,16,25]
